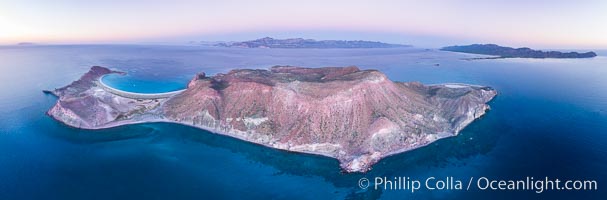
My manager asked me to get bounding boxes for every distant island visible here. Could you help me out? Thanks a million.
[214,37,410,48]
[441,44,597,58]
[16,42,36,46]
[46,66,495,172]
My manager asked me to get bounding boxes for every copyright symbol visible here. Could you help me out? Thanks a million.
[358,177,370,189]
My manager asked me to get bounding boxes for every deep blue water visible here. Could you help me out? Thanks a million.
[0,45,606,199]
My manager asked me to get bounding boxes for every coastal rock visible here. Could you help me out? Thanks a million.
[47,66,497,172]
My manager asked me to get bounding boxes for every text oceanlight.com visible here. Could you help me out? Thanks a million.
[357,176,597,193]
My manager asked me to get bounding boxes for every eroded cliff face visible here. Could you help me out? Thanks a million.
[47,66,496,172]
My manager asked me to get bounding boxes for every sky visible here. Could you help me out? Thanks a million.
[1,0,606,48]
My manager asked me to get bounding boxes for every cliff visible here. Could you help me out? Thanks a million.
[47,66,497,172]
[441,44,597,58]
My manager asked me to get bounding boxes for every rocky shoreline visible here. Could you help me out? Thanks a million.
[47,66,497,172]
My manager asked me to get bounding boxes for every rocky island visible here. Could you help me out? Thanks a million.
[47,66,496,172]
[441,44,597,58]
[215,37,410,48]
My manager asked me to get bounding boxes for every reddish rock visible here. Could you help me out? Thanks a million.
[47,66,497,172]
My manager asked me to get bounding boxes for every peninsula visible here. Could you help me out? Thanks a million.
[47,66,496,172]
[214,37,410,48]
[441,44,597,58]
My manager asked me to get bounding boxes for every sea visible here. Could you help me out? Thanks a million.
[0,45,606,199]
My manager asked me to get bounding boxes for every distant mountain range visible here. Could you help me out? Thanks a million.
[214,37,410,48]
[441,44,597,58]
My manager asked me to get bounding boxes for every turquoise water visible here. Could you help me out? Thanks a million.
[101,74,188,93]
[0,45,606,199]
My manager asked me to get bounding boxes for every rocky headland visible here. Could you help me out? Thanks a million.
[47,66,496,172]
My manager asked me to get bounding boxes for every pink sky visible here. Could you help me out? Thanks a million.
[1,0,606,48]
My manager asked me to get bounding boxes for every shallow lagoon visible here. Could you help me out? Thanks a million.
[0,45,606,199]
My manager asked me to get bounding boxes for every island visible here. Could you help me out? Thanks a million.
[46,66,496,172]
[17,42,36,46]
[214,37,410,48]
[441,44,597,58]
